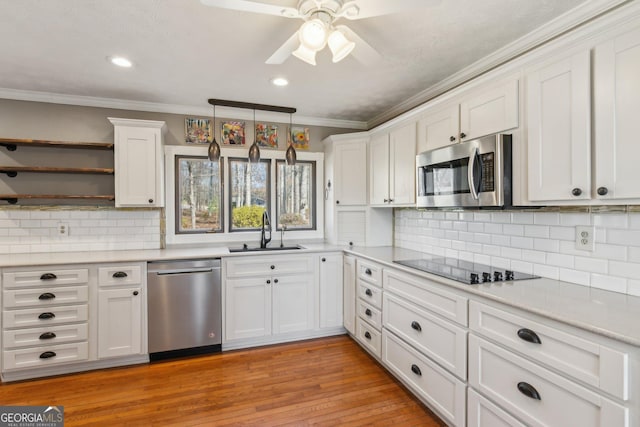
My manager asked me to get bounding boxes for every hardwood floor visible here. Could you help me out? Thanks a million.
[0,336,445,426]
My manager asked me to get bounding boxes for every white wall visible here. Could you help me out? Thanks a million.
[394,209,640,296]
[0,209,160,253]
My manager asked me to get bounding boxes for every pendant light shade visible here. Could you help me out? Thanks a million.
[328,28,355,63]
[292,43,317,66]
[248,109,261,163]
[286,113,297,166]
[208,105,221,161]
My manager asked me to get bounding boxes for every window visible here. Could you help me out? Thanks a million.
[276,160,316,230]
[175,156,223,233]
[228,158,270,231]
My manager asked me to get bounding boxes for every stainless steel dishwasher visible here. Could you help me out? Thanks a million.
[147,259,221,361]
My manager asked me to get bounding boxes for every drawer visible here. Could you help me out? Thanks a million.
[470,301,629,400]
[357,279,382,309]
[357,299,382,331]
[3,323,89,349]
[3,341,89,371]
[382,330,466,426]
[98,264,143,286]
[383,293,467,380]
[356,317,381,358]
[3,305,89,329]
[3,268,89,289]
[467,388,526,427]
[468,335,628,427]
[3,286,89,309]
[225,255,314,278]
[356,259,382,287]
[384,269,468,326]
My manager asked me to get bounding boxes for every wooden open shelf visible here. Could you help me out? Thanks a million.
[0,166,114,177]
[0,138,114,151]
[0,194,115,204]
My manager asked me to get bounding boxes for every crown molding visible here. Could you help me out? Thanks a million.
[366,0,630,129]
[0,88,368,130]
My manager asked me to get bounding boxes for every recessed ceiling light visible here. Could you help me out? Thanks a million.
[271,77,289,87]
[108,56,133,68]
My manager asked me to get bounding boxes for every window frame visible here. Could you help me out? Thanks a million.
[275,159,317,231]
[227,157,271,233]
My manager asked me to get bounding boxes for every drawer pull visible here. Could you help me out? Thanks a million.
[411,321,422,332]
[270,265,275,270]
[365,268,372,275]
[112,271,128,278]
[517,328,542,344]
[38,312,55,320]
[40,273,57,281]
[411,364,422,376]
[365,288,373,297]
[39,351,57,359]
[364,331,371,340]
[38,292,56,300]
[517,382,541,400]
[365,308,372,317]
[39,332,57,340]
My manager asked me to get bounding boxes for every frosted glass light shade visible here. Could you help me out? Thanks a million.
[292,44,317,65]
[299,18,328,51]
[328,29,355,63]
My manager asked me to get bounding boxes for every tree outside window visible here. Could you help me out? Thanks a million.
[176,156,223,233]
[276,160,315,230]
[229,158,270,231]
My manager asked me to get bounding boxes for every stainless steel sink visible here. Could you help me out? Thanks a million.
[228,244,304,253]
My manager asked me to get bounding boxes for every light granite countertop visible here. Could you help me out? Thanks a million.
[346,246,640,347]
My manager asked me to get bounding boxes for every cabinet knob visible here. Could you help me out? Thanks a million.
[321,257,326,262]
[411,321,422,332]
[571,188,582,196]
[388,199,393,203]
[364,331,371,340]
[148,198,154,204]
[336,200,340,205]
[459,132,467,139]
[517,382,541,400]
[597,187,608,196]
[365,288,373,297]
[411,364,422,376]
[383,199,389,203]
[266,279,271,284]
[274,278,279,284]
[365,268,372,276]
[38,292,56,300]
[449,136,456,142]
[133,291,139,296]
[270,265,275,270]
[365,308,372,317]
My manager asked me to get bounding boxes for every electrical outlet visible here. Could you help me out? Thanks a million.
[575,226,595,251]
[57,222,70,237]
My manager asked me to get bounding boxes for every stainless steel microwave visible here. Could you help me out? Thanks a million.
[416,134,512,208]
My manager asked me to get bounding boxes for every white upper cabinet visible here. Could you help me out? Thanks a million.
[526,50,591,202]
[370,122,417,206]
[333,138,368,206]
[110,118,166,208]
[594,26,640,201]
[417,104,460,153]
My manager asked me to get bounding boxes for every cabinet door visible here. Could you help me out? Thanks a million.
[389,123,417,205]
[417,105,460,153]
[272,274,314,335]
[225,277,271,341]
[369,133,390,205]
[526,51,591,202]
[319,253,343,329]
[343,256,356,335]
[460,78,519,141]
[594,27,640,201]
[114,125,162,207]
[98,288,142,358]
[334,140,367,205]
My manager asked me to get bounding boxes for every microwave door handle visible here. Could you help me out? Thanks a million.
[468,147,480,200]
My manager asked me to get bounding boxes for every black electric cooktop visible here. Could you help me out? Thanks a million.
[394,257,539,285]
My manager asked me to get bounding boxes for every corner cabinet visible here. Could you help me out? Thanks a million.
[369,122,417,207]
[109,118,166,208]
[318,253,343,329]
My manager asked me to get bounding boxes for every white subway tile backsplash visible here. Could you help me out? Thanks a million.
[627,279,640,297]
[524,225,549,238]
[503,224,524,236]
[474,212,492,222]
[594,213,628,228]
[534,238,559,253]
[593,243,627,261]
[511,212,534,224]
[559,213,591,226]
[534,212,559,225]
[591,274,627,293]
[607,229,640,247]
[574,256,608,274]
[534,263,559,279]
[511,236,534,250]
[549,226,574,241]
[629,213,640,230]
[559,268,590,286]
[491,212,511,223]
[608,261,640,280]
[512,260,534,274]
[467,222,484,232]
[484,223,503,234]
[546,252,574,268]
[629,247,640,263]
[521,249,546,264]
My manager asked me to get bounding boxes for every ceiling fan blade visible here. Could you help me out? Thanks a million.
[265,31,300,64]
[200,0,300,18]
[336,25,381,66]
[339,0,440,20]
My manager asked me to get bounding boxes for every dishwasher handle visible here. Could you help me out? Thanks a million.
[154,268,217,275]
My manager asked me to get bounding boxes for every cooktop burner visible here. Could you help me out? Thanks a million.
[393,257,539,285]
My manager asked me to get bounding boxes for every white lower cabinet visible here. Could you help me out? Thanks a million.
[225,277,272,340]
[382,330,466,426]
[356,317,381,357]
[343,255,356,335]
[272,274,314,335]
[97,287,143,358]
[318,253,343,329]
[467,388,527,427]
[469,334,628,427]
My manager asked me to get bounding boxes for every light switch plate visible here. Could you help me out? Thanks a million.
[575,226,595,251]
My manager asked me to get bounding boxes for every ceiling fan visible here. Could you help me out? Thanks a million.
[200,0,429,66]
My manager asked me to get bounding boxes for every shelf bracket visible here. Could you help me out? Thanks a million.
[0,170,18,178]
[1,197,18,204]
[0,143,17,151]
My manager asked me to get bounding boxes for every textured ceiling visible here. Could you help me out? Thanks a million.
[0,0,588,126]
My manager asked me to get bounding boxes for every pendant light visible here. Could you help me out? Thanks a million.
[207,105,221,162]
[248,108,261,163]
[285,112,297,165]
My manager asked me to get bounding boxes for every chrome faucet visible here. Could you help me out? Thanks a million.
[260,210,272,248]
[280,224,286,247]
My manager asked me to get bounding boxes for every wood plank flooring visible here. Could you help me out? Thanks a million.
[0,335,446,426]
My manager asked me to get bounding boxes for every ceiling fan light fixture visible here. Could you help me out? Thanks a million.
[292,43,317,66]
[328,29,355,63]
[298,18,328,51]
